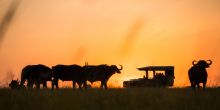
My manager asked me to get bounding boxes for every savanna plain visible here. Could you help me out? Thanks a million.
[0,88,220,110]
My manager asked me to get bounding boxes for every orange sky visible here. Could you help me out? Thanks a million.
[0,0,220,87]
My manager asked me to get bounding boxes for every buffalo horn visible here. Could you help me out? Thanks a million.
[207,60,212,65]
[192,60,197,65]
[119,65,123,70]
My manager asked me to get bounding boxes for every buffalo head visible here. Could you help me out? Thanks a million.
[192,60,212,68]
[111,65,123,73]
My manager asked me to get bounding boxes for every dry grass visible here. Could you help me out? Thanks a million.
[0,88,220,110]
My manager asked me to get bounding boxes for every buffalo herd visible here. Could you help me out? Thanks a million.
[9,59,213,89]
[15,64,123,89]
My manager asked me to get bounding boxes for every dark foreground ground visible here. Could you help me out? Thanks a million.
[0,88,220,110]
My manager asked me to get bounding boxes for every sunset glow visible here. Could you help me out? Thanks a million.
[0,0,220,87]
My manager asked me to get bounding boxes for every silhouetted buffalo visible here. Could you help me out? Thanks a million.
[9,80,23,90]
[20,64,53,89]
[188,60,212,89]
[51,65,87,89]
[84,64,122,89]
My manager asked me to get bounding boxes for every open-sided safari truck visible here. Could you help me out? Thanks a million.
[123,66,175,88]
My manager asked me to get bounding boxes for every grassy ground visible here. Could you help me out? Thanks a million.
[0,88,220,110]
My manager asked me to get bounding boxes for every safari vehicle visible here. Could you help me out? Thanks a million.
[123,66,175,88]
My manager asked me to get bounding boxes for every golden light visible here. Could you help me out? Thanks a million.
[0,0,220,88]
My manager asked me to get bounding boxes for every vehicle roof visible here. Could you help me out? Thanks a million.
[137,66,174,71]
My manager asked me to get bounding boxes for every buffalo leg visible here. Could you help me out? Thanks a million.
[27,80,34,89]
[100,82,104,88]
[55,82,59,89]
[83,81,87,89]
[52,79,59,89]
[27,82,31,89]
[103,82,108,89]
[36,81,40,90]
[100,81,108,89]
[36,84,40,90]
[72,81,76,88]
[43,81,47,88]
[52,80,56,90]
[196,82,201,88]
[27,79,32,89]
[78,82,82,89]
[203,83,206,89]
[52,80,55,90]
[190,80,195,88]
[53,79,59,89]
